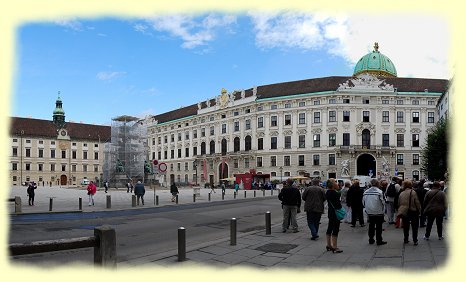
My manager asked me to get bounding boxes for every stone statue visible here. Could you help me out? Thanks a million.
[382,156,390,174]
[144,160,152,174]
[116,159,125,173]
[341,159,351,176]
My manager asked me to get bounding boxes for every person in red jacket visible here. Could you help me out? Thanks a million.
[87,181,97,206]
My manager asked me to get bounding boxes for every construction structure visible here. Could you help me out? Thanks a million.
[103,115,147,188]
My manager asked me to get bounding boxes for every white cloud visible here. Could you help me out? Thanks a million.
[96,71,126,81]
[54,19,83,31]
[141,14,237,49]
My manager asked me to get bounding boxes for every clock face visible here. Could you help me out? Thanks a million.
[60,131,66,136]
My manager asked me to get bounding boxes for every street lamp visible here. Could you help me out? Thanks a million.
[279,166,283,182]
[193,159,198,186]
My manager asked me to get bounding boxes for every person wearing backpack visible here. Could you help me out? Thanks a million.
[385,177,400,224]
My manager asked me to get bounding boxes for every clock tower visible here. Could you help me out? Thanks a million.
[53,91,66,128]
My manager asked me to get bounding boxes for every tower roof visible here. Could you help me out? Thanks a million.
[353,42,397,77]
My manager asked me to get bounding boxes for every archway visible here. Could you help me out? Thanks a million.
[218,162,229,180]
[60,175,67,186]
[356,153,376,176]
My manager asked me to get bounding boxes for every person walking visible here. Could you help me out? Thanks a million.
[363,179,387,245]
[210,183,216,194]
[87,181,97,206]
[278,178,302,233]
[104,180,109,193]
[134,180,145,205]
[221,181,227,194]
[325,178,343,253]
[423,181,448,240]
[302,178,326,240]
[347,179,365,227]
[27,181,37,206]
[234,182,239,192]
[126,181,133,193]
[385,177,400,224]
[170,182,179,202]
[341,181,352,223]
[415,181,429,227]
[397,179,421,245]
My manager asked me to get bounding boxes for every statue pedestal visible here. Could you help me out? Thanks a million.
[114,173,129,188]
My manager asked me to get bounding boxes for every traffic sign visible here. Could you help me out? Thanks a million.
[153,159,159,166]
[158,162,167,172]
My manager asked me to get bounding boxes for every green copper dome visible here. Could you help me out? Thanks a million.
[353,42,397,77]
[53,92,66,127]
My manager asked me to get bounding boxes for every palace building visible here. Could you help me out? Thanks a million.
[147,43,448,185]
[9,94,111,186]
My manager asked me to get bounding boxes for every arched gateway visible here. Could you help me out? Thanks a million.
[356,153,376,176]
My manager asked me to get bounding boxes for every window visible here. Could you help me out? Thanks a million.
[158,152,161,159]
[258,138,263,150]
[94,152,98,160]
[38,149,43,158]
[83,151,87,160]
[234,121,239,132]
[26,148,31,157]
[210,126,215,136]
[313,112,321,123]
[363,111,370,122]
[62,164,66,172]
[299,101,306,107]
[397,154,404,165]
[329,111,336,122]
[51,141,55,145]
[234,159,239,168]
[171,150,175,159]
[201,142,206,155]
[364,99,370,104]
[298,135,305,148]
[257,106,263,111]
[329,154,336,165]
[271,104,277,110]
[396,111,404,123]
[178,149,182,158]
[193,147,197,156]
[298,155,305,166]
[343,98,350,104]
[245,136,252,151]
[185,148,189,157]
[177,163,181,171]
[271,137,277,149]
[234,137,240,152]
[26,163,30,171]
[428,100,435,105]
[412,100,420,105]
[329,134,336,147]
[50,164,55,172]
[313,155,320,166]
[221,139,227,155]
[245,119,251,130]
[283,136,291,149]
[382,99,389,104]
[26,139,31,144]
[382,111,389,122]
[382,134,389,147]
[222,123,228,134]
[94,165,99,172]
[152,138,155,145]
[313,134,320,147]
[61,150,66,159]
[270,156,277,167]
[343,133,350,146]
[185,131,190,140]
[234,111,239,116]
[397,100,404,105]
[271,116,278,127]
[12,138,17,143]
[257,157,263,167]
[285,103,291,108]
[171,134,175,142]
[72,164,76,172]
[412,112,420,123]
[413,170,420,181]
[12,147,17,157]
[210,140,215,154]
[164,151,168,159]
[397,134,404,147]
[221,114,226,119]
[284,114,292,125]
[329,99,336,104]
[201,128,206,137]
[244,158,250,168]
[178,133,182,141]
[185,162,189,171]
[298,113,306,124]
[413,154,420,165]
[12,163,17,170]
[284,156,291,166]
[258,117,264,128]
[193,130,198,138]
[343,111,350,122]
[412,134,419,147]
[210,116,214,121]
[428,112,435,123]
[164,136,168,143]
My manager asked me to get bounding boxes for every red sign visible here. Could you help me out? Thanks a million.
[158,162,167,172]
[153,159,159,165]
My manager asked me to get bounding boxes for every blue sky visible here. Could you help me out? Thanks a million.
[13,12,450,125]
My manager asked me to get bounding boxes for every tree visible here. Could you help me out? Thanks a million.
[421,119,448,180]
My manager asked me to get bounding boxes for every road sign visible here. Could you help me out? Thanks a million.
[153,159,159,166]
[158,162,167,173]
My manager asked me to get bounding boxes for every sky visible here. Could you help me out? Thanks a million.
[12,12,450,125]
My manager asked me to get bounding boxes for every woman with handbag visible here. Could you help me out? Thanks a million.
[325,178,344,253]
[397,180,421,245]
[423,181,448,240]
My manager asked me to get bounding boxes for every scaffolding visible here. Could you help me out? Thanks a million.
[103,115,147,187]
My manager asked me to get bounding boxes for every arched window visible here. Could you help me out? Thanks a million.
[221,139,227,155]
[362,129,371,149]
[201,142,206,155]
[210,140,215,154]
[234,137,240,152]
[412,170,420,181]
[245,135,252,151]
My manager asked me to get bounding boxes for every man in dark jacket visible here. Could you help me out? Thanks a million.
[415,181,428,227]
[347,179,365,227]
[278,179,301,233]
[134,180,145,205]
[302,178,326,240]
[170,182,179,202]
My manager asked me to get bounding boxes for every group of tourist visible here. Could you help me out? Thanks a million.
[278,176,448,253]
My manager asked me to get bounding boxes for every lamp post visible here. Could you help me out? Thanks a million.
[279,166,283,182]
[193,159,198,186]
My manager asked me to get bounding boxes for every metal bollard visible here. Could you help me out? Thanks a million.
[14,196,22,213]
[230,218,237,246]
[208,193,211,202]
[178,227,186,262]
[79,197,82,211]
[156,195,159,206]
[132,195,136,207]
[49,198,53,211]
[193,194,196,203]
[176,195,179,204]
[106,195,111,209]
[265,211,271,235]
[94,226,117,268]
[234,192,236,199]
[244,190,247,198]
[254,190,256,198]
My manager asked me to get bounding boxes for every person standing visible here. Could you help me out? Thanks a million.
[423,181,448,240]
[278,179,302,233]
[385,177,400,224]
[415,181,429,227]
[170,182,179,202]
[104,180,109,193]
[325,178,343,253]
[87,181,97,206]
[341,181,352,223]
[234,182,239,192]
[397,180,421,245]
[302,178,326,240]
[134,180,145,205]
[347,179,365,227]
[209,182,216,194]
[27,181,37,206]
[126,181,133,193]
[221,181,226,194]
[363,179,387,245]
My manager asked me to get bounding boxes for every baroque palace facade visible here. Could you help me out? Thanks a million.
[9,95,111,186]
[145,43,448,185]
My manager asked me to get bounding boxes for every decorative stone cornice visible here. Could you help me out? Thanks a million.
[297,129,307,135]
[326,127,338,133]
[270,131,279,136]
[312,128,322,134]
[283,130,293,135]
[394,128,406,133]
[410,128,422,133]
[355,123,376,135]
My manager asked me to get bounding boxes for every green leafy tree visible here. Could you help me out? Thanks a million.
[421,119,448,180]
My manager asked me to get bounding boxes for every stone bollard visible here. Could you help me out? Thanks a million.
[106,195,111,209]
[156,195,159,206]
[79,197,82,211]
[178,227,186,262]
[14,196,22,213]
[193,194,196,203]
[208,193,211,202]
[49,198,53,212]
[132,195,136,207]
[265,211,271,235]
[230,218,237,246]
[176,195,179,204]
[254,190,256,198]
[94,226,117,268]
